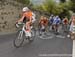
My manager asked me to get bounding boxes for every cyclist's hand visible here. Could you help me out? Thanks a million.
[16,21,22,24]
[15,22,19,28]
[15,21,20,28]
[16,21,18,24]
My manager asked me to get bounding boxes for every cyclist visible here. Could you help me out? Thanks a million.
[49,15,54,25]
[39,16,45,30]
[16,7,36,37]
[39,16,48,28]
[62,17,69,25]
[43,17,48,27]
[69,16,75,39]
[53,16,61,33]
[62,17,69,32]
[49,15,55,30]
[39,16,48,35]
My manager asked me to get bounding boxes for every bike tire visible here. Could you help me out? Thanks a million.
[13,30,24,48]
[29,28,36,42]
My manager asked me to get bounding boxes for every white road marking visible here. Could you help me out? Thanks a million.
[56,35,65,38]
[73,40,75,57]
[38,34,66,39]
[39,36,54,39]
[38,54,72,56]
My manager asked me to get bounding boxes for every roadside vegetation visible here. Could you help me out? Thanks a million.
[31,0,72,19]
[15,0,30,6]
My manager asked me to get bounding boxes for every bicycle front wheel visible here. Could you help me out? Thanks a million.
[13,30,24,48]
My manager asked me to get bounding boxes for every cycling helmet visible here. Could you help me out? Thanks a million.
[51,14,54,17]
[56,16,59,18]
[22,7,29,12]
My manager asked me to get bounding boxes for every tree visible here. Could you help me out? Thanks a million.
[70,0,75,12]
[70,0,75,2]
[59,1,71,18]
[16,0,30,5]
[37,0,64,15]
[31,0,71,18]
[60,0,66,3]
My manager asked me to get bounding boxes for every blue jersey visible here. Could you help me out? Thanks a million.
[53,17,61,24]
[49,17,54,24]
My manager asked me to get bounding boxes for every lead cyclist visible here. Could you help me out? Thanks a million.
[16,7,36,38]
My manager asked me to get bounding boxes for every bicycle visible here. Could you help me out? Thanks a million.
[52,24,59,34]
[38,24,46,36]
[62,22,69,32]
[13,22,36,48]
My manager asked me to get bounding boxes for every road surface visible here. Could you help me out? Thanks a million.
[0,31,73,57]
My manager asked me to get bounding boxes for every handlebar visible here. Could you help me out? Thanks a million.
[15,22,25,28]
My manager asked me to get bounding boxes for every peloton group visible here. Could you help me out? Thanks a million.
[16,7,75,40]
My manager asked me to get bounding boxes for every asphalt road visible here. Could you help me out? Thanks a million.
[0,31,73,57]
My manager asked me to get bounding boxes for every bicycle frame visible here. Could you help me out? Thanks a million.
[22,24,32,37]
[22,24,26,32]
[16,22,31,37]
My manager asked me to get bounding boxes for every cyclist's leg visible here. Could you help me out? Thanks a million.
[57,24,60,32]
[64,24,67,32]
[49,23,52,30]
[38,24,41,35]
[52,23,54,30]
[39,24,45,35]
[56,23,60,33]
[66,24,68,31]
[56,24,58,32]
[25,22,31,37]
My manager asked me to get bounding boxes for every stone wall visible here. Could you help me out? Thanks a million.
[0,0,23,33]
[0,0,49,33]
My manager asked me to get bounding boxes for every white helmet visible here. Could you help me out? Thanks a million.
[22,7,29,12]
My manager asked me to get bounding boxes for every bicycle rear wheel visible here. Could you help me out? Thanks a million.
[29,28,36,42]
[13,30,25,48]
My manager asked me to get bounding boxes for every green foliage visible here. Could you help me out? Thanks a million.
[70,0,75,12]
[70,0,75,2]
[58,1,72,18]
[31,0,72,18]
[60,0,66,3]
[32,0,64,15]
[16,0,30,5]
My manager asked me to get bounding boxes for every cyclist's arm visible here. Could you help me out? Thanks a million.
[69,25,72,32]
[29,16,32,23]
[45,20,48,26]
[18,15,25,22]
[68,25,72,35]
